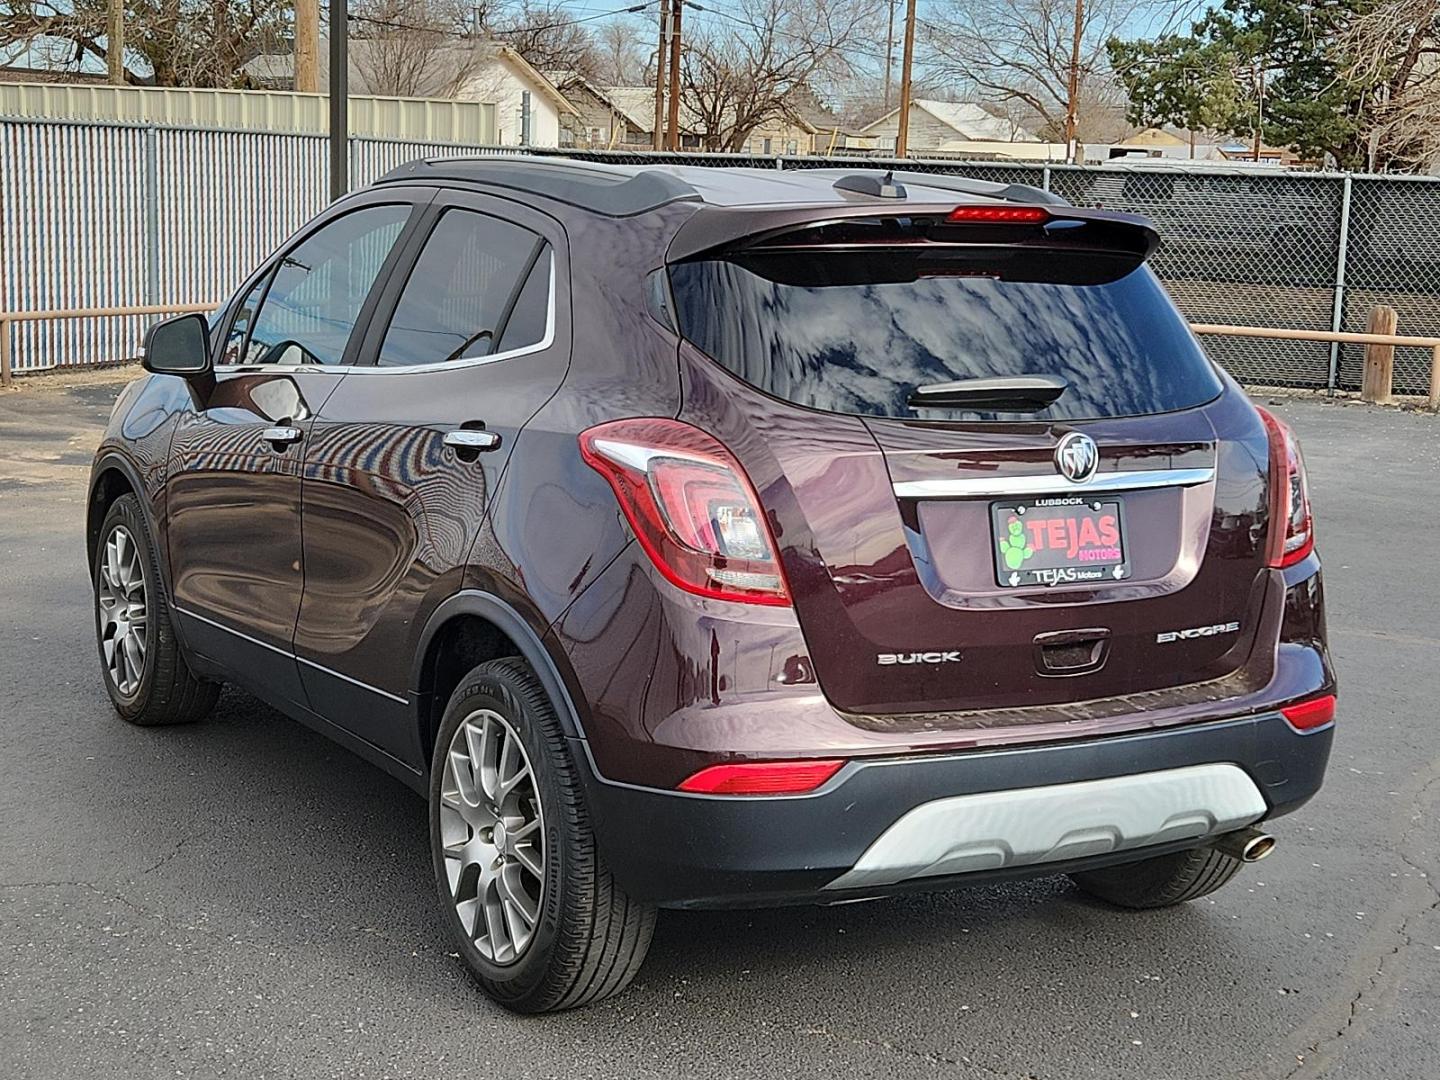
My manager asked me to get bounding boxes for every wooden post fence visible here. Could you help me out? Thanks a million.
[0,302,216,387]
[1189,323,1440,410]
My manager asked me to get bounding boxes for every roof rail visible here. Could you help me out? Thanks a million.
[375,155,702,216]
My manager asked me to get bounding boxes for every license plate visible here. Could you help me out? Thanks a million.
[991,497,1129,587]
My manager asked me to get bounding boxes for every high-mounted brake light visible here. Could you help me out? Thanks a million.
[1257,407,1314,568]
[946,205,1051,224]
[579,418,791,606]
[677,759,844,795]
[1281,694,1336,732]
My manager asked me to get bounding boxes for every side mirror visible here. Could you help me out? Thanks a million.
[142,312,213,378]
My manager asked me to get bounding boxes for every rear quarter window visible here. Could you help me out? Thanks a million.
[668,248,1223,422]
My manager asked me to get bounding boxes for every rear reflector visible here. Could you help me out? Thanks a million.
[1280,694,1336,731]
[946,205,1051,224]
[677,759,844,795]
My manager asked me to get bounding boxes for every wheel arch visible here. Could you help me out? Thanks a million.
[412,591,589,774]
[87,454,162,580]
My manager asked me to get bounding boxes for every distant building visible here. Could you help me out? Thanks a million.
[547,76,654,149]
[242,40,578,148]
[860,100,1038,152]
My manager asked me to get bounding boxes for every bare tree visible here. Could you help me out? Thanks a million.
[1339,0,1440,170]
[591,14,647,85]
[0,0,289,86]
[491,0,600,76]
[678,0,873,151]
[349,0,484,97]
[919,0,1189,140]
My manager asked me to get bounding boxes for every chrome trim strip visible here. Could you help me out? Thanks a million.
[296,655,409,704]
[174,606,409,704]
[175,605,291,657]
[893,466,1215,499]
[214,256,557,377]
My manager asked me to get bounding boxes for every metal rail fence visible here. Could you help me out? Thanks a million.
[5,118,1440,393]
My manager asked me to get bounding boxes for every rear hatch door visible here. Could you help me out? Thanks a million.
[668,204,1273,717]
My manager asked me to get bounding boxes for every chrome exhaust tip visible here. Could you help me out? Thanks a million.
[1212,827,1276,863]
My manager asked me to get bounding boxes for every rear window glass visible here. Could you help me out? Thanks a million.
[667,247,1222,422]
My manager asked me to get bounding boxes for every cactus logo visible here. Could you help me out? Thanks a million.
[998,516,1034,570]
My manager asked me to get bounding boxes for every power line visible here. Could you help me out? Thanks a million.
[682,2,895,67]
[342,2,655,40]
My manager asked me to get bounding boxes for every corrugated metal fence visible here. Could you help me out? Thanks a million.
[0,83,497,143]
[0,119,479,375]
[6,119,1440,392]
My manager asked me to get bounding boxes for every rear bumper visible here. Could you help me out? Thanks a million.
[577,710,1332,908]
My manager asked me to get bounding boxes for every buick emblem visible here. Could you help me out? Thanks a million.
[1054,432,1099,483]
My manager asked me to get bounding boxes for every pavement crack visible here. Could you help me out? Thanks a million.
[0,878,158,918]
[136,830,209,877]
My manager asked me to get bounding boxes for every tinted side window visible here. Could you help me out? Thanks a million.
[221,275,270,365]
[377,208,549,367]
[495,250,551,354]
[238,204,410,367]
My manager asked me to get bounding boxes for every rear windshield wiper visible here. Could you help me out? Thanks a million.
[906,375,1068,412]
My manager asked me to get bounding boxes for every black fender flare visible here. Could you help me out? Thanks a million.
[411,589,590,744]
[88,450,196,657]
[88,452,163,578]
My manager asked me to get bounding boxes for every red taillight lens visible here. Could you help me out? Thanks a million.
[677,759,844,795]
[1257,407,1314,568]
[946,205,1051,224]
[1281,694,1336,731]
[579,418,791,606]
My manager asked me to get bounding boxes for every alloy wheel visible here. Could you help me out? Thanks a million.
[439,708,546,964]
[97,525,148,697]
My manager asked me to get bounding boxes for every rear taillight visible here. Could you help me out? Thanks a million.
[1281,694,1336,731]
[946,205,1051,224]
[1258,407,1314,568]
[677,759,844,795]
[579,418,791,606]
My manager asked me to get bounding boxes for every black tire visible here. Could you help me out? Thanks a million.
[429,657,656,1013]
[93,494,220,726]
[1069,845,1244,909]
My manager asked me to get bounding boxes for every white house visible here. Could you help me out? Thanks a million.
[860,100,1038,153]
[242,40,577,148]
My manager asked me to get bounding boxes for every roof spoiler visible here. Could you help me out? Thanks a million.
[668,202,1160,263]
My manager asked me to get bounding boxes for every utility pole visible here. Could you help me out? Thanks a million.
[666,0,683,151]
[106,0,124,85]
[882,0,896,112]
[1063,0,1083,164]
[652,0,669,151]
[329,0,348,200]
[294,0,320,93]
[895,0,917,156]
[1252,62,1265,162]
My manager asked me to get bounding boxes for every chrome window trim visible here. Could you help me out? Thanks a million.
[893,466,1216,500]
[213,255,557,377]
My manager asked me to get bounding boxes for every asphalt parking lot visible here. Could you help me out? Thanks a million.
[1,370,1436,1080]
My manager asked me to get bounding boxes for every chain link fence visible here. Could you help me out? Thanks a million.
[5,118,1440,392]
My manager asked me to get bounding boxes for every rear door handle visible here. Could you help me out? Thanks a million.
[444,429,502,452]
[262,425,303,448]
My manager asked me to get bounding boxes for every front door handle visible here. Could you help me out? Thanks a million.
[262,425,303,448]
[444,429,502,453]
